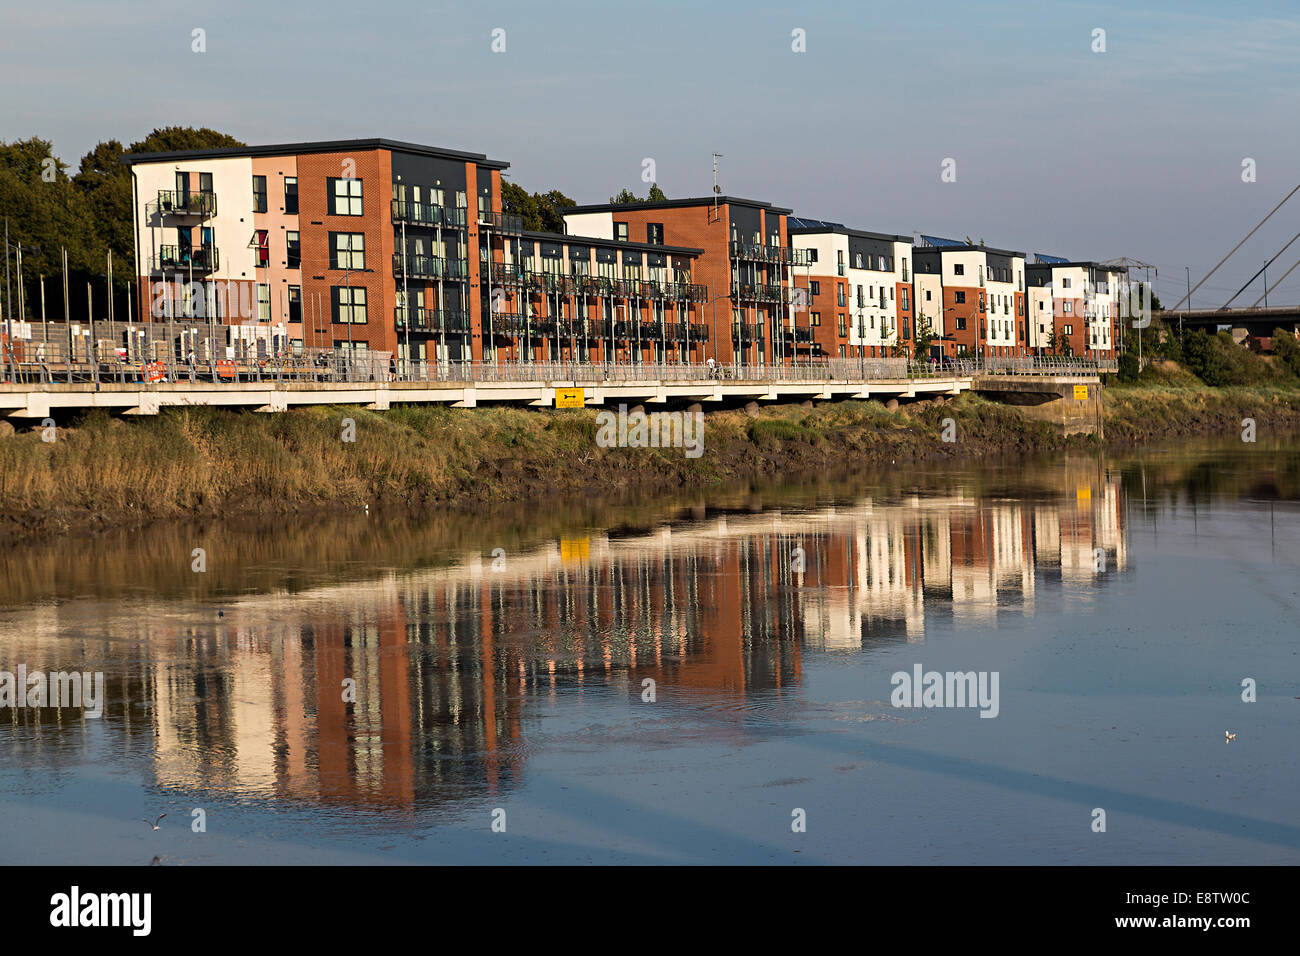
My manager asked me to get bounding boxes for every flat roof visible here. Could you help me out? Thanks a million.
[521,230,703,256]
[566,196,795,216]
[1027,259,1119,271]
[914,241,1026,258]
[122,138,510,170]
[787,217,911,243]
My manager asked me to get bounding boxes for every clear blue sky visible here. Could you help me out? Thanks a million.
[4,0,1300,307]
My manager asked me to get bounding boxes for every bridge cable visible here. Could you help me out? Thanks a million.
[1170,182,1300,311]
[1221,229,1300,309]
[1249,256,1300,309]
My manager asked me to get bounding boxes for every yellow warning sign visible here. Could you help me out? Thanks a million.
[1073,385,1089,400]
[556,387,585,408]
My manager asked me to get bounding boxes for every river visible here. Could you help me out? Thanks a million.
[1,440,1297,864]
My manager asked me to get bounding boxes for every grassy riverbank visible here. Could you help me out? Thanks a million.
[3,380,1299,543]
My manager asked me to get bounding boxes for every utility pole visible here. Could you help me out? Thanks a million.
[63,247,72,384]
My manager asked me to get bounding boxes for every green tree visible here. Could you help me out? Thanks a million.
[610,183,668,204]
[1271,327,1300,379]
[501,182,576,232]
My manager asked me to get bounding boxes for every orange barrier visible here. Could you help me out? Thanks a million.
[144,362,166,383]
[216,359,238,380]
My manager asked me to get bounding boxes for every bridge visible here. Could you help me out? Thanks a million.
[0,357,1110,431]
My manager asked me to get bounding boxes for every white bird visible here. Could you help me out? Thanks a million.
[143,813,166,830]
[1225,731,1236,743]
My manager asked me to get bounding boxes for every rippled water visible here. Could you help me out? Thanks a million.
[2,441,1298,864]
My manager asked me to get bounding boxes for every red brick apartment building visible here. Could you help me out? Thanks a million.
[125,138,708,365]
[563,197,812,365]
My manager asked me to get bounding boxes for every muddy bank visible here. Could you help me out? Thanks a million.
[2,387,1298,545]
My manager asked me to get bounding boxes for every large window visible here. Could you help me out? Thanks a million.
[615,222,629,243]
[284,177,298,214]
[286,231,300,269]
[647,223,664,245]
[332,286,367,324]
[288,285,302,323]
[254,230,269,267]
[257,283,271,320]
[253,175,267,213]
[954,291,966,304]
[329,177,364,216]
[330,232,365,270]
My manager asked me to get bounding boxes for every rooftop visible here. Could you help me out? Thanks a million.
[566,196,795,216]
[122,138,510,170]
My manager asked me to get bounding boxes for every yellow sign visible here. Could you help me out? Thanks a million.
[1077,485,1091,502]
[555,387,585,408]
[1073,385,1089,401]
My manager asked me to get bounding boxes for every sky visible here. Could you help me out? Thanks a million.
[3,0,1300,308]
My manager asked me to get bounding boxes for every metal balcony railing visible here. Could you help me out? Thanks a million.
[153,245,219,273]
[395,308,471,333]
[391,200,469,228]
[156,190,217,217]
[395,255,470,280]
[477,210,524,233]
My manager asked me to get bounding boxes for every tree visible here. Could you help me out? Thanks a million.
[610,184,668,204]
[501,181,576,232]
[1271,327,1300,379]
[912,315,936,359]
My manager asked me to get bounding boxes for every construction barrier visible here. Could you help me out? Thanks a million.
[216,359,237,380]
[144,362,166,383]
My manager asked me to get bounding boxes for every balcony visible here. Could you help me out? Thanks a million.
[155,189,217,218]
[540,273,574,295]
[391,201,469,228]
[491,262,529,285]
[153,244,219,273]
[477,211,524,234]
[781,327,814,344]
[395,255,469,280]
[395,308,471,333]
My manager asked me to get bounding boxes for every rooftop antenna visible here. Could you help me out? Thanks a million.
[712,152,723,220]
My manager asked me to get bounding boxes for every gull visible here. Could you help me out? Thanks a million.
[143,813,166,830]
[1225,731,1236,743]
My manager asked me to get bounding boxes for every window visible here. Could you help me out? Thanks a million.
[284,177,298,215]
[810,311,821,326]
[1062,277,1072,289]
[837,285,846,307]
[332,286,367,324]
[286,231,300,269]
[854,253,863,269]
[810,280,820,296]
[956,317,967,330]
[954,263,964,276]
[979,293,985,312]
[1063,301,1073,314]
[257,283,271,321]
[330,233,365,270]
[925,290,932,301]
[807,248,818,263]
[615,222,629,243]
[288,286,302,323]
[253,175,268,213]
[1064,324,1074,335]
[900,289,909,311]
[329,177,363,216]
[254,230,269,267]
[837,250,845,276]
[838,315,847,337]
[954,291,966,304]
[647,223,664,245]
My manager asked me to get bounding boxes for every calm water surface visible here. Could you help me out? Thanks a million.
[2,441,1298,864]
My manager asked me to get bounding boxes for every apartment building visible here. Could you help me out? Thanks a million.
[912,237,1026,357]
[125,138,517,364]
[563,196,808,365]
[485,231,708,364]
[786,219,915,358]
[1024,257,1125,358]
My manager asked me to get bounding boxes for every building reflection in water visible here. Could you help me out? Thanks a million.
[2,468,1128,812]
